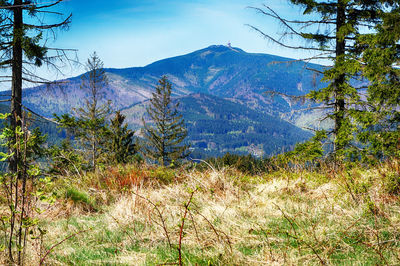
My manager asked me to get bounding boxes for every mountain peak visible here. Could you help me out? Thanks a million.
[203,44,245,54]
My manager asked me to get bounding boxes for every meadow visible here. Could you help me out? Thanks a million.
[8,159,399,265]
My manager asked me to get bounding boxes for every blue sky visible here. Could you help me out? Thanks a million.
[38,0,316,80]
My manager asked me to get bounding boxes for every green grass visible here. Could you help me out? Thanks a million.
[10,162,400,265]
[65,186,97,210]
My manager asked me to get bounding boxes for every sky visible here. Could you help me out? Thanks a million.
[30,0,320,83]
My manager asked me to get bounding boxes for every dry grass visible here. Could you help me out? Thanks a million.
[2,162,400,265]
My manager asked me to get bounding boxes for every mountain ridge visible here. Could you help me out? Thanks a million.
[6,45,324,116]
[0,45,323,156]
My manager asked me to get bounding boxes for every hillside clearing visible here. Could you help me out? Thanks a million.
[12,162,400,265]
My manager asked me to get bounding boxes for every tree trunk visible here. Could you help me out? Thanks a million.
[8,1,23,261]
[92,135,96,170]
[10,0,23,176]
[333,0,346,156]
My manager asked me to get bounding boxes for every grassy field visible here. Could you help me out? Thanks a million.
[5,161,400,265]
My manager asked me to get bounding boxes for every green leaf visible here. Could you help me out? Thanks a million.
[0,152,12,161]
[0,113,10,120]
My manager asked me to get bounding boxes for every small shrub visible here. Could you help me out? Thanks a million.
[383,172,400,195]
[66,186,96,210]
[149,167,175,184]
[205,153,270,175]
[47,139,88,175]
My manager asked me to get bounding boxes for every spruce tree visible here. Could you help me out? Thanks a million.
[56,53,110,170]
[142,76,190,166]
[250,0,398,160]
[356,4,400,160]
[108,111,137,164]
[0,0,72,176]
[0,2,72,263]
[76,52,110,169]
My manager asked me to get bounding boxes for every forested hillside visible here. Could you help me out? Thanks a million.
[0,45,323,157]
[123,93,311,157]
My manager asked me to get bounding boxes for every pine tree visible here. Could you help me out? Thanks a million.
[108,111,137,164]
[356,4,400,160]
[0,0,72,176]
[0,2,72,263]
[56,53,110,170]
[249,0,399,160]
[142,76,190,166]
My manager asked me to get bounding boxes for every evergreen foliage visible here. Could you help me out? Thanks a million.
[47,139,87,176]
[55,53,110,170]
[283,130,327,164]
[251,0,400,162]
[108,111,137,164]
[356,4,400,161]
[0,0,72,179]
[178,93,311,158]
[142,76,190,166]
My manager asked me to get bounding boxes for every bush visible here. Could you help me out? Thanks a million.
[149,167,176,184]
[205,153,270,175]
[383,172,400,195]
[66,186,97,211]
[47,139,88,175]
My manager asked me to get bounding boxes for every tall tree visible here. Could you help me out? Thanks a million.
[249,0,398,160]
[56,52,110,170]
[356,3,400,160]
[0,0,72,174]
[0,1,72,263]
[108,111,137,164]
[77,52,110,169]
[142,76,190,166]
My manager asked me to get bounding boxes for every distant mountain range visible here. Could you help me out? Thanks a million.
[0,45,326,157]
[124,93,312,157]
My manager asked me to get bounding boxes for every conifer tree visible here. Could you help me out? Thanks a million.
[108,111,137,164]
[0,0,72,175]
[0,2,72,263]
[56,53,110,170]
[76,52,110,169]
[356,4,400,160]
[142,76,190,166]
[250,0,399,160]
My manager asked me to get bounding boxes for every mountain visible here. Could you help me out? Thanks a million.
[8,45,324,118]
[0,45,324,157]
